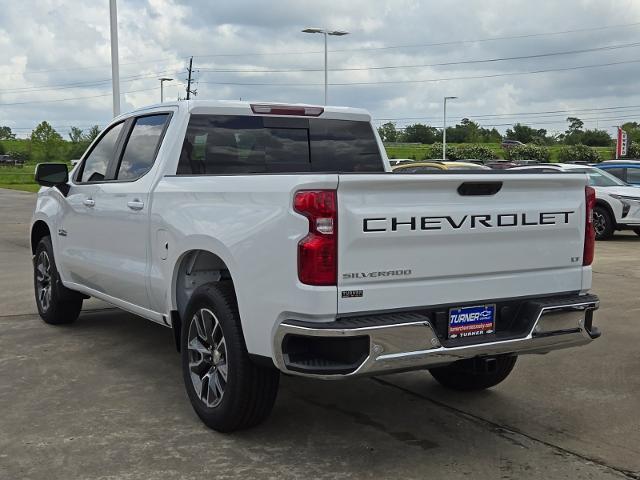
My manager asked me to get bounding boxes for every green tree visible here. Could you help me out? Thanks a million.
[564,117,586,145]
[621,122,640,145]
[68,126,85,143]
[505,124,549,144]
[31,121,63,162]
[0,126,16,140]
[580,129,612,147]
[566,117,584,134]
[85,125,101,142]
[377,122,399,142]
[401,123,439,144]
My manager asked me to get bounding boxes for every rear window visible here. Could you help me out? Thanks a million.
[176,114,383,175]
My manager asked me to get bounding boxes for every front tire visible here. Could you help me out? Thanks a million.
[593,206,614,240]
[180,282,279,432]
[33,236,83,325]
[429,355,517,391]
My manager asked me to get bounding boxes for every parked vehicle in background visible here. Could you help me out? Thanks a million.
[501,139,524,149]
[392,160,490,173]
[0,154,24,167]
[511,163,640,239]
[485,161,518,169]
[31,100,600,432]
[597,160,640,185]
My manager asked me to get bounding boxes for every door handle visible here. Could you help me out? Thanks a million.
[83,198,95,207]
[127,200,144,211]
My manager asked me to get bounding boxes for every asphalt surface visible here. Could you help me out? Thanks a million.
[0,188,638,480]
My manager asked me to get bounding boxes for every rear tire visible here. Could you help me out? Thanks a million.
[429,355,517,391]
[593,206,614,240]
[33,236,83,325]
[180,282,280,432]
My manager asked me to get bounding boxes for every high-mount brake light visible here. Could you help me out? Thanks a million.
[583,186,596,266]
[293,190,337,286]
[251,104,324,117]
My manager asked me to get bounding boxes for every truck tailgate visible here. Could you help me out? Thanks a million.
[337,173,588,314]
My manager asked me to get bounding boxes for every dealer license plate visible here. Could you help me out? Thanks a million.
[448,304,496,339]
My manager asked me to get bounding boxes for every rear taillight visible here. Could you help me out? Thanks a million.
[294,190,337,286]
[583,186,596,266]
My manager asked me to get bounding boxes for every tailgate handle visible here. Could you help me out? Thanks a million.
[457,182,502,196]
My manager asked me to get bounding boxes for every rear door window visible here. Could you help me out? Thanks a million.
[116,114,170,180]
[177,114,383,174]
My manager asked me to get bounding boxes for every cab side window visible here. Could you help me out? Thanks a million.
[626,168,640,184]
[116,114,170,181]
[79,122,124,183]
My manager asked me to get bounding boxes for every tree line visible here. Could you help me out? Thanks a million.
[0,122,101,163]
[378,116,615,147]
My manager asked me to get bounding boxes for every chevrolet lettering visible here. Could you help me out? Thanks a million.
[363,211,575,232]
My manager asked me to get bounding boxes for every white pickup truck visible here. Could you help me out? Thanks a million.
[31,100,600,432]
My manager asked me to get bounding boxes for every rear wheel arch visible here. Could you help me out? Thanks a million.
[595,199,615,222]
[171,249,237,352]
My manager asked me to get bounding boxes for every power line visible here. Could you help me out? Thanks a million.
[0,70,183,94]
[5,20,640,79]
[195,58,640,87]
[10,40,636,96]
[191,20,640,58]
[196,41,640,74]
[0,86,162,107]
[329,21,640,53]
[2,56,188,78]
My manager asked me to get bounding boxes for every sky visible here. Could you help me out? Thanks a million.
[2,0,640,139]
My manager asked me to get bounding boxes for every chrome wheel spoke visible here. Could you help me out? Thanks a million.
[36,251,52,312]
[211,371,224,400]
[217,362,228,382]
[187,308,227,408]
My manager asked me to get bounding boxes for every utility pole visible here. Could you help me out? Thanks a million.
[186,57,196,100]
[109,0,121,117]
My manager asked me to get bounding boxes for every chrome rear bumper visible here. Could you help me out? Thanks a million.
[273,295,599,379]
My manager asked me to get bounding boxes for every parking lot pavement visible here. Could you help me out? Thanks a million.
[1,188,638,480]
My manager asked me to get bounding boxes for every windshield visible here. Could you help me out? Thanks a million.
[572,168,627,187]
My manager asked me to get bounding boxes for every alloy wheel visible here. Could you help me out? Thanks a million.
[593,210,606,237]
[35,251,52,312]
[187,308,228,408]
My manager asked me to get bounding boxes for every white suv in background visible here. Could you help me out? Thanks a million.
[512,163,640,239]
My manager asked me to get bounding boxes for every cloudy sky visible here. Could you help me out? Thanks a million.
[2,0,640,138]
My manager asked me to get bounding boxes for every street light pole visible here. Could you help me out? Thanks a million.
[324,32,328,105]
[109,0,121,117]
[302,28,349,105]
[443,96,457,160]
[159,77,173,103]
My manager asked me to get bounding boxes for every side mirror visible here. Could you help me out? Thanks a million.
[34,163,70,195]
